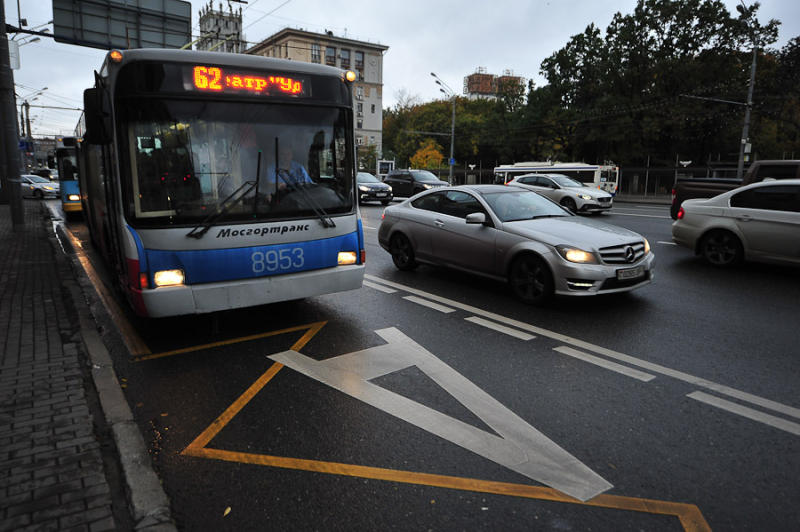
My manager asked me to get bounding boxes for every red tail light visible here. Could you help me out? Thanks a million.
[139,272,149,289]
[677,207,685,220]
[360,249,366,263]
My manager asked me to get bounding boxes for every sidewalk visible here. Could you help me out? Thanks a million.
[0,201,130,531]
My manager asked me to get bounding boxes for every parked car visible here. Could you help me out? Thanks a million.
[356,172,393,205]
[507,173,613,213]
[382,169,447,198]
[21,174,60,199]
[670,159,800,219]
[672,179,800,267]
[31,167,56,180]
[378,185,654,304]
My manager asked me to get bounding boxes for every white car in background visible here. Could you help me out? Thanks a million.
[507,173,613,213]
[672,179,800,267]
[21,174,60,199]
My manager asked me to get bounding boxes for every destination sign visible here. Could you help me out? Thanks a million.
[190,65,308,97]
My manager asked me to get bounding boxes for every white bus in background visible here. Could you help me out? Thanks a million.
[493,162,619,195]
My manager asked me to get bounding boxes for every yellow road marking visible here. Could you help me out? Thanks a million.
[135,321,327,362]
[183,447,709,531]
[181,319,709,531]
[182,321,326,452]
[63,228,152,358]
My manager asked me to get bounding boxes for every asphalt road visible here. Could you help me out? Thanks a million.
[58,200,799,531]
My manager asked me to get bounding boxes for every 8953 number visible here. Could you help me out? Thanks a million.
[251,248,304,273]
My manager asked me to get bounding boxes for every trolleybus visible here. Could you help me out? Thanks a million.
[55,136,82,217]
[79,49,364,317]
[493,162,619,195]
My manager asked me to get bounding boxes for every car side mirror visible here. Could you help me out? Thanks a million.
[465,212,486,225]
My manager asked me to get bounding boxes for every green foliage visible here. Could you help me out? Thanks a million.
[383,0,794,167]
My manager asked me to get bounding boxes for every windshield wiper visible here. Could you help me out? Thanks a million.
[186,180,256,239]
[273,137,335,228]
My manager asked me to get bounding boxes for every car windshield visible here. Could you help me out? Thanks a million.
[116,98,353,227]
[25,175,51,184]
[481,189,570,222]
[411,170,441,183]
[357,172,380,183]
[549,174,584,187]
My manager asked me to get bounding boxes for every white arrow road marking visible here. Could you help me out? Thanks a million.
[269,327,613,502]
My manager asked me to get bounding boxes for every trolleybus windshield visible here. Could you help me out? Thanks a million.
[117,98,353,227]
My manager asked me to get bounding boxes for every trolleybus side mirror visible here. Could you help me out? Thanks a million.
[83,88,111,144]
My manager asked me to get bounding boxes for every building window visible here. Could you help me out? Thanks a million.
[355,51,364,71]
[325,47,336,66]
[357,120,363,129]
[357,136,364,146]
[371,104,375,113]
[357,103,363,113]
[356,86,364,100]
[311,43,321,63]
[340,49,350,69]
[370,136,375,145]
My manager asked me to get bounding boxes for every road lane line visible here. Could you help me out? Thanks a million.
[553,346,655,382]
[136,321,327,362]
[687,391,800,436]
[364,274,800,422]
[62,226,152,357]
[607,212,671,219]
[182,321,326,452]
[658,241,678,246]
[363,280,397,293]
[465,316,535,340]
[363,224,378,230]
[403,295,456,313]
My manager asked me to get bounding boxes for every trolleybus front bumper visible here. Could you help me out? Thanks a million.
[138,264,365,317]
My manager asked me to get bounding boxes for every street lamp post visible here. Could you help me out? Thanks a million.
[430,72,455,185]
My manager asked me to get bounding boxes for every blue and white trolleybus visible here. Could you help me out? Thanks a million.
[79,49,365,317]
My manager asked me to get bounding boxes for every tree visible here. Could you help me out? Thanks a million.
[410,139,444,169]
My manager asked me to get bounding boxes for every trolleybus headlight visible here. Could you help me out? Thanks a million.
[68,194,80,201]
[345,70,356,82]
[153,269,185,287]
[338,251,357,265]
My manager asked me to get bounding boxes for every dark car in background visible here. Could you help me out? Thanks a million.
[356,172,393,205]
[383,169,447,198]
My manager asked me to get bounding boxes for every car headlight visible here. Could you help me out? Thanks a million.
[358,185,370,192]
[422,183,435,189]
[644,238,650,255]
[578,194,592,200]
[44,186,55,191]
[556,245,598,264]
[386,186,392,192]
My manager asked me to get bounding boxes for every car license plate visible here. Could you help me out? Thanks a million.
[617,265,645,280]
[376,192,387,197]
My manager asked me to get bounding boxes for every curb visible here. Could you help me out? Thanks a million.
[46,204,177,532]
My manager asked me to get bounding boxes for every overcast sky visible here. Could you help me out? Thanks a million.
[6,0,799,137]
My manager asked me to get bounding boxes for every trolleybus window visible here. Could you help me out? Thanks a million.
[118,99,352,227]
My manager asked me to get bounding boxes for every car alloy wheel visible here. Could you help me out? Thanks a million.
[700,230,742,267]
[509,254,553,304]
[390,233,418,271]
[560,197,577,213]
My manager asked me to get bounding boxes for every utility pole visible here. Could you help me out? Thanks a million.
[736,45,757,180]
[0,0,26,226]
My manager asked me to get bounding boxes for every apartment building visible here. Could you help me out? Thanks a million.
[247,28,388,154]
